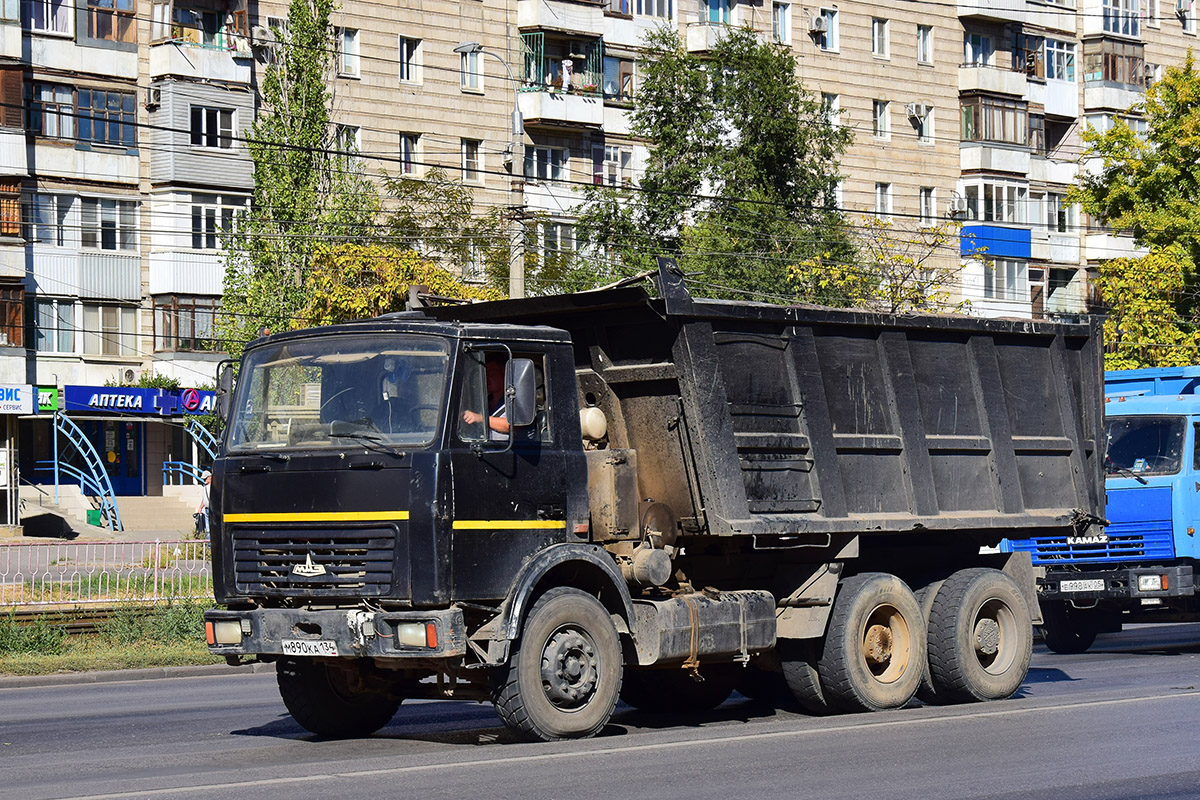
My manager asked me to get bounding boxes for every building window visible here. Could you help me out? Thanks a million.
[86,0,134,43]
[635,0,672,18]
[874,182,892,220]
[337,28,359,77]
[25,194,73,246]
[1029,113,1046,154]
[915,107,934,144]
[1182,1,1195,33]
[1016,33,1045,78]
[603,56,634,101]
[1082,38,1145,86]
[82,303,136,356]
[919,187,936,227]
[822,92,840,126]
[333,124,360,153]
[873,99,889,139]
[461,139,481,182]
[817,8,838,51]
[0,286,22,348]
[963,181,1028,224]
[703,0,729,25]
[191,194,241,250]
[984,259,1027,302]
[26,0,70,33]
[398,36,420,83]
[1046,40,1076,81]
[1103,0,1140,37]
[963,33,993,66]
[78,88,136,147]
[606,0,631,13]
[399,133,419,174]
[29,83,74,139]
[80,197,137,251]
[161,4,245,47]
[1046,193,1078,233]
[1146,0,1160,27]
[917,25,933,64]
[524,146,567,183]
[154,295,219,352]
[189,106,234,149]
[772,3,791,44]
[593,145,632,186]
[35,298,74,353]
[541,222,574,260]
[460,49,481,90]
[872,18,889,58]
[960,96,1028,145]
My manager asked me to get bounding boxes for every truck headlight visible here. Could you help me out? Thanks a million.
[1137,575,1165,592]
[396,621,438,648]
[207,620,243,645]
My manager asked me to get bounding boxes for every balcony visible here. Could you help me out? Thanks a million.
[1028,155,1078,185]
[30,141,138,184]
[959,64,1028,96]
[518,89,604,129]
[148,251,224,295]
[517,0,605,37]
[0,19,19,58]
[960,143,1030,175]
[1027,79,1079,118]
[0,129,26,176]
[1083,231,1145,261]
[1031,231,1080,264]
[149,40,252,84]
[29,249,140,300]
[523,181,582,216]
[27,34,138,79]
[1083,84,1143,112]
[958,0,1076,33]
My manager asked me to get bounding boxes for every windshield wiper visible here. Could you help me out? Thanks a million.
[1108,466,1149,485]
[331,429,387,442]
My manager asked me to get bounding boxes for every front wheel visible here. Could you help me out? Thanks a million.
[276,658,402,738]
[492,587,623,741]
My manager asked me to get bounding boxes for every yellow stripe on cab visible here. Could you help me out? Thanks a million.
[223,511,410,523]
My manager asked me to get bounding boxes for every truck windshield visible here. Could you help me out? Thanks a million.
[1105,415,1185,477]
[227,334,450,451]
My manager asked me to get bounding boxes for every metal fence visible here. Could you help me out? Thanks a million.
[0,540,213,608]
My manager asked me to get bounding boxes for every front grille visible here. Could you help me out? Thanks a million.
[232,526,399,597]
[1007,519,1175,565]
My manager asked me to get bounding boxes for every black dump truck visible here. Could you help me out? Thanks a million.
[204,261,1105,741]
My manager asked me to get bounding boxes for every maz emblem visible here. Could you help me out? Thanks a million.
[292,553,327,577]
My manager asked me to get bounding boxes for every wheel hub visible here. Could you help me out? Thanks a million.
[540,629,598,709]
[975,617,1001,656]
[864,623,894,667]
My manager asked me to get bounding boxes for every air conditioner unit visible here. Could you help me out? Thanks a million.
[905,102,930,119]
[251,25,275,47]
[1145,62,1159,81]
[144,86,161,110]
[122,368,136,384]
[948,196,969,215]
[808,15,828,34]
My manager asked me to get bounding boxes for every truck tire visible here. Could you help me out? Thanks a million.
[1039,600,1099,655]
[276,658,402,738]
[491,587,623,741]
[817,572,925,713]
[780,641,836,715]
[620,663,737,713]
[914,579,945,704]
[926,568,1032,703]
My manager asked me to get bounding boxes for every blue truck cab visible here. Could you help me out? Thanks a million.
[1003,366,1200,652]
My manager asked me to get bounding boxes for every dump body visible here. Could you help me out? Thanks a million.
[1003,366,1200,651]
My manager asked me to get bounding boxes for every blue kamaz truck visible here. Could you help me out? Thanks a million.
[1004,366,1200,653]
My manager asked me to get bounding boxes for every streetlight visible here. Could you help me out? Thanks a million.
[455,41,526,299]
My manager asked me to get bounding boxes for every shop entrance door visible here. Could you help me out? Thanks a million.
[82,420,144,496]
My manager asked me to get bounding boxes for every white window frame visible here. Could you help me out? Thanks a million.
[874,182,892,220]
[541,221,575,260]
[984,259,1028,302]
[1045,40,1076,82]
[872,18,889,58]
[35,298,76,354]
[772,2,791,44]
[79,196,137,251]
[189,105,235,150]
[821,92,840,127]
[593,145,633,186]
[460,49,482,91]
[399,132,420,175]
[1147,0,1160,27]
[919,187,936,227]
[461,138,482,183]
[1183,1,1196,35]
[333,124,361,153]
[398,36,421,83]
[525,146,568,183]
[964,33,993,66]
[873,99,890,140]
[635,0,673,19]
[337,27,360,78]
[190,193,243,251]
[82,303,137,357]
[26,0,71,34]
[917,25,933,65]
[1102,0,1140,37]
[818,8,838,52]
[916,107,934,145]
[26,193,75,247]
[962,179,1028,224]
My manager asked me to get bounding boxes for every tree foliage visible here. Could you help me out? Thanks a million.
[574,25,853,298]
[1094,246,1200,369]
[218,0,379,358]
[789,217,970,314]
[300,244,501,327]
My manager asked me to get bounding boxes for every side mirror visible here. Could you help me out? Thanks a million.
[216,360,235,422]
[505,358,537,428]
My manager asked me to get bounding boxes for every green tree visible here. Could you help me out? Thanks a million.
[1094,246,1200,369]
[218,0,379,358]
[574,25,854,298]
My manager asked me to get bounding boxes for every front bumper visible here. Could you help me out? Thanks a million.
[1039,565,1194,602]
[204,606,467,659]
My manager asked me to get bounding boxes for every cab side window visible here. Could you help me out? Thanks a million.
[455,349,551,444]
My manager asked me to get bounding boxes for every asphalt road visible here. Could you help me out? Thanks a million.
[5,626,1200,800]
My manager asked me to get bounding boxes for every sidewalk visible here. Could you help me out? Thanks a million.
[0,661,275,690]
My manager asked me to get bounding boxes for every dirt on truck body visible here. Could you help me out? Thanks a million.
[205,260,1105,740]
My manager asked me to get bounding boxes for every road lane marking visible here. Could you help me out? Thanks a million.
[61,689,1200,799]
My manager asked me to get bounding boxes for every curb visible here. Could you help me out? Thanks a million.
[0,660,276,690]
